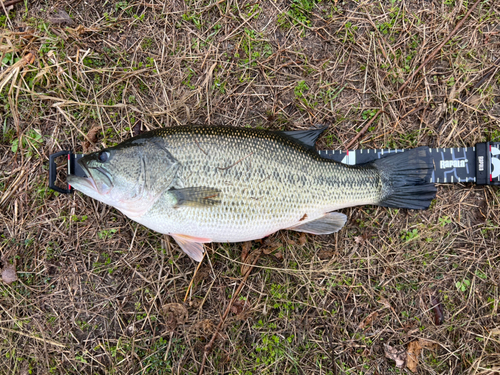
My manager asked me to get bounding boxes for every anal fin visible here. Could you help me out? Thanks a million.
[289,212,347,235]
[171,234,211,262]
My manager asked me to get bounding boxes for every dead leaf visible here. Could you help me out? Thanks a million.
[467,94,482,106]
[420,339,438,350]
[358,311,378,330]
[262,240,281,255]
[126,323,136,336]
[406,341,420,373]
[48,9,75,26]
[274,251,283,260]
[490,328,500,336]
[230,300,246,315]
[87,126,100,143]
[192,266,210,285]
[82,126,101,152]
[66,25,98,37]
[132,121,142,137]
[384,343,406,369]
[406,339,438,373]
[378,298,392,309]
[317,249,335,259]
[162,303,188,331]
[430,294,444,325]
[298,233,307,246]
[241,241,251,262]
[241,249,261,276]
[192,319,215,336]
[1,264,17,284]
[354,235,365,244]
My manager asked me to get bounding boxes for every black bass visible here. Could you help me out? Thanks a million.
[68,126,436,261]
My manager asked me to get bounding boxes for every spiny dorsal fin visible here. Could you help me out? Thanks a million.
[169,187,221,207]
[277,126,327,150]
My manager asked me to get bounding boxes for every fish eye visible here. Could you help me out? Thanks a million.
[98,151,110,163]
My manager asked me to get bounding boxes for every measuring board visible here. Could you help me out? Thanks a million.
[49,142,500,194]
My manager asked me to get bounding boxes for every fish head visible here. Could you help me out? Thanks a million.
[68,143,171,218]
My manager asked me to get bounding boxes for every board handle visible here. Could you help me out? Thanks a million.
[48,151,86,193]
[476,142,500,186]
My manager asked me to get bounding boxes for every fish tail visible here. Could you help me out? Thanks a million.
[373,147,436,210]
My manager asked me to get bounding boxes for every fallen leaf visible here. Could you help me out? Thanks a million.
[87,126,100,143]
[384,343,406,369]
[406,341,420,373]
[354,235,365,244]
[126,323,136,336]
[420,339,438,350]
[358,311,378,330]
[190,319,227,341]
[83,126,101,152]
[132,121,142,137]
[192,266,210,285]
[66,25,98,37]
[317,249,335,259]
[48,9,75,26]
[262,240,281,255]
[274,251,283,260]
[1,264,17,284]
[430,294,444,325]
[230,300,246,315]
[490,328,500,336]
[467,94,482,106]
[190,319,215,337]
[240,249,261,276]
[406,339,438,373]
[241,241,251,262]
[162,303,188,331]
[298,233,307,246]
[378,298,392,310]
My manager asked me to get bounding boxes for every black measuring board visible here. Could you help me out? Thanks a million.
[49,151,86,194]
[49,142,500,194]
[317,142,500,185]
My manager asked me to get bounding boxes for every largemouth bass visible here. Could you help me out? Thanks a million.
[68,126,436,261]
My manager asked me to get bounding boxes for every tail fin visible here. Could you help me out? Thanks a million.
[372,147,436,210]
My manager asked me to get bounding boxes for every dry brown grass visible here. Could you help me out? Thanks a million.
[1,0,500,374]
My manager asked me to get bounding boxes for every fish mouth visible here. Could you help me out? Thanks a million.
[68,174,97,192]
[89,166,114,192]
[68,160,113,195]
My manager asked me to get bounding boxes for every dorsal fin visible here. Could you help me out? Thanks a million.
[276,126,327,150]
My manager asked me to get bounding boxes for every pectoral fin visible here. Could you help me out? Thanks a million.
[171,234,211,262]
[289,212,347,235]
[169,187,221,207]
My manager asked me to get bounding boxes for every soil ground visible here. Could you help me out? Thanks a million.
[1,0,500,374]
